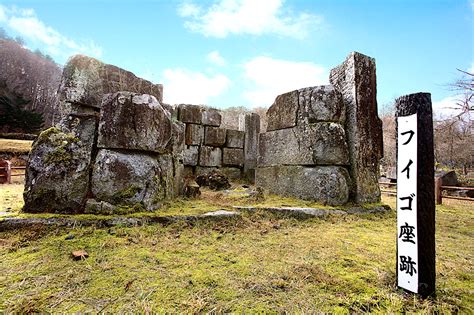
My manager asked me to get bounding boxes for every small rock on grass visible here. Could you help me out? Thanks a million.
[72,250,89,260]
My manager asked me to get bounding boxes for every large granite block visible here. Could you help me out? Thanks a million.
[199,146,222,167]
[91,149,174,211]
[184,145,199,166]
[256,165,351,205]
[239,113,260,176]
[97,92,172,153]
[204,127,226,146]
[23,115,98,213]
[59,55,163,108]
[258,123,349,167]
[298,85,345,124]
[185,124,204,145]
[202,108,222,126]
[330,52,383,203]
[266,85,345,132]
[226,129,245,148]
[223,148,244,167]
[266,90,298,131]
[178,104,202,124]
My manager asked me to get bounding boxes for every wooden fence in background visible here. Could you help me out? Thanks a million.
[380,180,474,205]
[0,161,26,184]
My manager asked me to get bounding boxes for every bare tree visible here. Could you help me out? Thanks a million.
[448,69,473,116]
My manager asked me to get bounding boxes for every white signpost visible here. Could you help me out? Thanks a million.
[395,93,435,298]
[397,113,418,293]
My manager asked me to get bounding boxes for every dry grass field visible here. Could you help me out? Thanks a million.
[0,138,33,155]
[0,181,472,313]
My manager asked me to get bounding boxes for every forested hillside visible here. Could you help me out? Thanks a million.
[0,31,62,133]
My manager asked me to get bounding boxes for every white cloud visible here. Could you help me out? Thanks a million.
[162,68,231,104]
[243,56,327,107]
[207,50,226,66]
[0,5,102,59]
[178,0,323,39]
[178,2,201,17]
[432,95,467,119]
[468,62,474,74]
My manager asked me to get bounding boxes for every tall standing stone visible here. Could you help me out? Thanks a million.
[239,113,260,182]
[329,52,383,204]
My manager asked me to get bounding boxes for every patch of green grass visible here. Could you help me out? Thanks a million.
[0,196,472,313]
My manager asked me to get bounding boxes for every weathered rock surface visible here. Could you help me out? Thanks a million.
[266,85,345,132]
[178,104,202,124]
[199,146,222,167]
[330,52,383,203]
[255,165,351,205]
[258,123,349,167]
[226,129,245,148]
[266,90,298,131]
[23,115,97,213]
[297,85,345,124]
[202,108,222,126]
[84,199,117,215]
[239,113,260,181]
[59,55,163,108]
[183,145,199,166]
[97,92,172,153]
[223,148,244,167]
[204,127,226,146]
[91,149,174,212]
[185,124,204,145]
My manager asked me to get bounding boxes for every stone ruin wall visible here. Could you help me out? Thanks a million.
[23,55,181,214]
[256,52,383,205]
[23,51,382,214]
[176,105,259,182]
[23,55,259,214]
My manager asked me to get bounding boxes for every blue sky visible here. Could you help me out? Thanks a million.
[0,0,472,116]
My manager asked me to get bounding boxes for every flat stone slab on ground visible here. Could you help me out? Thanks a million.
[234,205,391,218]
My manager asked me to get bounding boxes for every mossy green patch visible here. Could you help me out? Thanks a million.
[111,185,142,204]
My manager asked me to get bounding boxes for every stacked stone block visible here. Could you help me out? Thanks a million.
[178,104,247,180]
[256,52,383,205]
[23,55,183,214]
[256,85,351,206]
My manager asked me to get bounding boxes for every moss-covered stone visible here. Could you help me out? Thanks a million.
[23,115,97,213]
